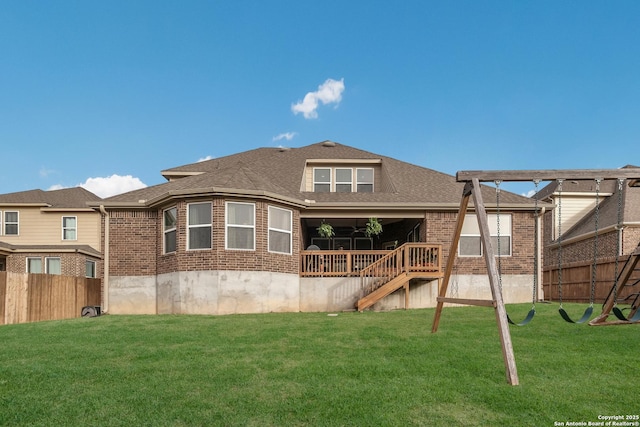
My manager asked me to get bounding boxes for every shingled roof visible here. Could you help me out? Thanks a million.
[100,141,535,209]
[0,187,101,209]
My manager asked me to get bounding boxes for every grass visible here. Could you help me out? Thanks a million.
[0,303,638,426]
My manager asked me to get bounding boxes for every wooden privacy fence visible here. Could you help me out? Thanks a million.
[543,255,640,304]
[0,272,101,325]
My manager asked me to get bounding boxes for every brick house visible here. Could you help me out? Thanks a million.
[0,187,102,277]
[91,141,541,315]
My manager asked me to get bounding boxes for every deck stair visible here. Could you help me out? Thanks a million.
[356,243,442,312]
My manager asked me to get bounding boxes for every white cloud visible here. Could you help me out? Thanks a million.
[39,167,56,177]
[198,155,214,162]
[291,78,345,119]
[272,132,297,142]
[79,175,147,198]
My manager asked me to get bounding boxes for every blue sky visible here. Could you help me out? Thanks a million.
[1,1,638,198]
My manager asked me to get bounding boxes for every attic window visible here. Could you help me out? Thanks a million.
[356,168,374,193]
[314,168,331,192]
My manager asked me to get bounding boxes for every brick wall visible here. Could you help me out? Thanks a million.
[107,210,158,276]
[6,252,100,277]
[425,210,537,275]
[113,197,300,278]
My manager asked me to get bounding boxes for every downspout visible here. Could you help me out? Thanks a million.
[99,205,110,313]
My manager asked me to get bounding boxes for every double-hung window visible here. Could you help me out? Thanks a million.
[46,257,61,275]
[62,216,77,240]
[356,168,374,192]
[268,206,292,254]
[163,207,177,254]
[226,202,255,250]
[459,214,511,257]
[313,168,331,192]
[335,168,352,193]
[27,257,42,273]
[85,260,96,278]
[188,202,212,250]
[4,211,18,235]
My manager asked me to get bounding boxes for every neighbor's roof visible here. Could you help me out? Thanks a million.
[0,187,101,209]
[100,141,536,209]
[558,178,640,241]
[0,241,102,257]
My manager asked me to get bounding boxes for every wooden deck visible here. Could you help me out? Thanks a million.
[299,243,442,278]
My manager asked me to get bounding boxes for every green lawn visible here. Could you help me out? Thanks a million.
[1,303,638,426]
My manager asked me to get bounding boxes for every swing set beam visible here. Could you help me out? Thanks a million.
[457,168,640,182]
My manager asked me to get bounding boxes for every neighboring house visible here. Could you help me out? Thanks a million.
[0,187,102,277]
[537,165,640,264]
[536,166,640,301]
[90,141,541,315]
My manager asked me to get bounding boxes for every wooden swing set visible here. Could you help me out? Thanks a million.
[431,168,640,386]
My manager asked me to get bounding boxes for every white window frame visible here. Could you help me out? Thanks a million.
[27,257,42,273]
[62,216,77,241]
[356,168,374,192]
[459,214,512,257]
[225,202,255,251]
[85,260,96,278]
[268,206,292,255]
[163,207,177,254]
[335,168,353,193]
[313,167,332,192]
[45,257,61,275]
[187,202,212,250]
[4,211,19,235]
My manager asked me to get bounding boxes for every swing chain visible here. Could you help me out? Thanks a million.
[613,178,624,305]
[557,179,564,307]
[532,179,541,306]
[590,178,602,307]
[494,180,503,293]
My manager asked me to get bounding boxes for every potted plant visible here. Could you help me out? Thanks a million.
[365,217,383,238]
[316,221,335,239]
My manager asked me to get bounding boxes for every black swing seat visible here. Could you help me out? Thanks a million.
[612,307,640,322]
[559,305,593,324]
[507,308,536,326]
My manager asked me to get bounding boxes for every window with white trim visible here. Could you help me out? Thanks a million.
[268,206,292,254]
[335,168,353,193]
[163,207,177,254]
[27,257,42,273]
[459,214,511,257]
[226,202,255,250]
[85,260,96,278]
[5,211,18,235]
[313,168,331,192]
[356,168,374,193]
[62,216,77,240]
[188,202,212,250]
[46,257,61,275]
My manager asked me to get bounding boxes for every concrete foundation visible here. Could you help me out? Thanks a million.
[106,272,536,315]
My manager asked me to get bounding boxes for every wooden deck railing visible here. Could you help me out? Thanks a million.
[300,249,390,277]
[359,243,442,282]
[300,243,442,278]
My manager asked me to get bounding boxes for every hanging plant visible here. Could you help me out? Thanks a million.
[317,221,335,239]
[365,217,383,238]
